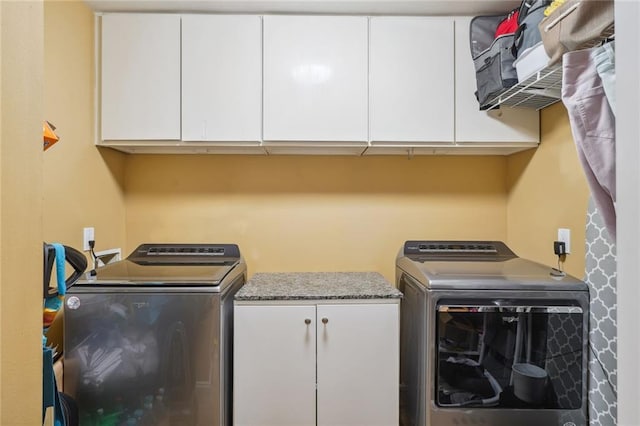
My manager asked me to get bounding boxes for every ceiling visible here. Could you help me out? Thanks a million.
[84,0,521,16]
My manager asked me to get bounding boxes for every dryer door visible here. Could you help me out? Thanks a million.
[434,299,584,410]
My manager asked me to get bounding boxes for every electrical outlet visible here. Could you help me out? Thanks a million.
[83,227,95,251]
[557,228,571,254]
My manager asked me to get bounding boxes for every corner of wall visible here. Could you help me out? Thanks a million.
[43,0,126,258]
[505,102,589,278]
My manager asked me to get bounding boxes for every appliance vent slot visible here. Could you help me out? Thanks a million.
[417,244,498,254]
[146,246,225,256]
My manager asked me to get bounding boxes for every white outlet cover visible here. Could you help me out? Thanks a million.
[558,228,571,254]
[83,227,95,251]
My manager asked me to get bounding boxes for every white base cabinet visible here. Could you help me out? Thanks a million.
[316,303,399,426]
[234,301,399,426]
[234,305,317,426]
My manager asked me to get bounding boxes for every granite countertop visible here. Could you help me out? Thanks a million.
[235,272,403,301]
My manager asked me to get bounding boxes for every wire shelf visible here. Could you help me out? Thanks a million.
[486,65,563,110]
[485,25,614,111]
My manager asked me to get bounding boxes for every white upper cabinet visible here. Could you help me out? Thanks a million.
[369,17,455,144]
[101,14,181,141]
[263,16,368,142]
[99,13,542,154]
[181,15,262,142]
[454,16,539,144]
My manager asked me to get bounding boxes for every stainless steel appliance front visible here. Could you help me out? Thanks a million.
[397,241,589,426]
[64,244,246,426]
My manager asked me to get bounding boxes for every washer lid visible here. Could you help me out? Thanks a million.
[399,240,586,291]
[407,257,586,290]
[73,243,241,287]
[417,257,564,279]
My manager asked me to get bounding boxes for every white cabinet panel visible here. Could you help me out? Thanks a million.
[370,17,454,143]
[316,304,399,426]
[182,15,262,142]
[234,300,399,426]
[101,14,181,140]
[263,16,368,142]
[454,17,539,143]
[234,305,316,426]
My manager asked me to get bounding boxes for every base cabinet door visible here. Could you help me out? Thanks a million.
[316,303,399,426]
[234,301,399,426]
[234,305,316,426]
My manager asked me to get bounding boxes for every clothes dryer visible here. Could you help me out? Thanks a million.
[396,241,588,426]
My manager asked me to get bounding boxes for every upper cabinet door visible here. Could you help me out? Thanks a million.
[370,17,455,143]
[181,15,262,142]
[101,14,181,141]
[454,17,539,143]
[263,16,368,142]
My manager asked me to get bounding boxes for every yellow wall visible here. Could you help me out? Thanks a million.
[507,102,590,278]
[126,117,588,284]
[125,111,587,284]
[125,155,508,282]
[43,0,126,258]
[42,0,127,364]
[0,1,44,423]
[0,1,596,421]
[0,0,3,412]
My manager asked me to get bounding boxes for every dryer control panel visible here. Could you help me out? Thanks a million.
[403,240,516,262]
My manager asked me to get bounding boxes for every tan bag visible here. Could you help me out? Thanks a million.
[538,0,614,66]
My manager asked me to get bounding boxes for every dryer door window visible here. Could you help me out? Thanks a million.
[435,302,584,410]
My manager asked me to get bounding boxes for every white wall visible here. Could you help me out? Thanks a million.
[615,1,640,424]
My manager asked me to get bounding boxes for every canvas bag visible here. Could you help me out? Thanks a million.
[470,12,519,109]
[512,0,552,58]
[538,0,614,66]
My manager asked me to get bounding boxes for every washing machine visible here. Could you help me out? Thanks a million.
[64,243,246,426]
[396,240,589,426]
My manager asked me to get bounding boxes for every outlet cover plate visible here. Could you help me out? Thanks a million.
[83,227,95,251]
[558,228,571,254]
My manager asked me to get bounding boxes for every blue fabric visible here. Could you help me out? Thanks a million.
[43,245,67,425]
[44,295,64,313]
[44,244,66,333]
[594,41,616,116]
[43,346,65,426]
[52,243,66,295]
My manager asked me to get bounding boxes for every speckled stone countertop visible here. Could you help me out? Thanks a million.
[235,272,403,301]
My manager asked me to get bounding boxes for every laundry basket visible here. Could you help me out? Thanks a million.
[470,14,519,109]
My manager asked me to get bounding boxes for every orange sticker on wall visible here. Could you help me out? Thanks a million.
[43,121,59,151]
